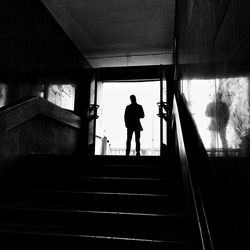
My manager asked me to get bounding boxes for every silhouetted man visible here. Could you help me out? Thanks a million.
[124,95,145,156]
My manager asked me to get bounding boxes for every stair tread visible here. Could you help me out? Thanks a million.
[0,175,181,187]
[0,202,188,217]
[0,186,178,196]
[0,177,184,197]
[7,167,178,177]
[0,200,186,215]
[0,222,192,244]
[2,175,171,181]
[0,186,186,214]
[0,155,193,249]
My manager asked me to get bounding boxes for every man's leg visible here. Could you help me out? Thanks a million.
[135,130,141,156]
[219,127,228,156]
[126,129,133,156]
[210,130,217,156]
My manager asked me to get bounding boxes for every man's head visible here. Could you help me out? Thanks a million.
[216,92,222,101]
[130,95,136,104]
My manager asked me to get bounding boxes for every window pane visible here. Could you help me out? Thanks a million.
[182,78,250,157]
[47,84,75,111]
[0,83,8,108]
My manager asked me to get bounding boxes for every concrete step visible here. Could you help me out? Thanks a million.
[0,154,194,250]
[0,205,191,242]
[0,188,186,215]
[0,223,193,250]
[0,175,183,195]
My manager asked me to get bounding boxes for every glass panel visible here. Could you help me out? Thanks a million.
[217,77,250,157]
[95,81,104,155]
[101,81,160,156]
[88,119,95,145]
[162,75,167,145]
[47,83,75,110]
[182,77,250,157]
[0,83,8,108]
[88,77,96,147]
[89,78,95,105]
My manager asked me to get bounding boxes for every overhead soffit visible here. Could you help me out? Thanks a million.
[42,0,176,67]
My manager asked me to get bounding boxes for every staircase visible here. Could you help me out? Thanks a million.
[0,155,196,249]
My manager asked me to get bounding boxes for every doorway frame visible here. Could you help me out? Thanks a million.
[86,65,174,156]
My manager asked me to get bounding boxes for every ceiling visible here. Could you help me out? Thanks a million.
[41,0,176,68]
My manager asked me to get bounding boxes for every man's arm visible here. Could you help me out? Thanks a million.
[139,105,145,118]
[124,106,128,128]
[205,103,212,117]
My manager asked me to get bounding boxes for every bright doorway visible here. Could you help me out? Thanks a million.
[95,81,160,156]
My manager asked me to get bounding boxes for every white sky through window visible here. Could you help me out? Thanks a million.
[102,81,160,150]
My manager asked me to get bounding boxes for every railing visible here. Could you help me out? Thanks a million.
[206,148,241,157]
[95,135,111,155]
[0,96,81,131]
[109,148,160,156]
[172,94,214,250]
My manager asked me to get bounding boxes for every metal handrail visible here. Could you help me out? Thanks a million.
[172,95,214,250]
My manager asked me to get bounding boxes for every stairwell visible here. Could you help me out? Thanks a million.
[0,154,196,249]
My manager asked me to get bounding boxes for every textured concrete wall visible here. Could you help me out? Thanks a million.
[215,0,250,78]
[176,0,250,79]
[0,0,92,167]
[0,0,87,73]
[0,115,80,172]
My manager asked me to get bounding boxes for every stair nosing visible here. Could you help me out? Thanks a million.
[0,223,191,245]
[0,204,188,218]
[1,176,171,182]
[0,187,178,197]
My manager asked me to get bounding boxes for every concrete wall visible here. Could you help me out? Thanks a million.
[176,0,250,79]
[0,0,90,107]
[0,115,80,172]
[0,0,92,166]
